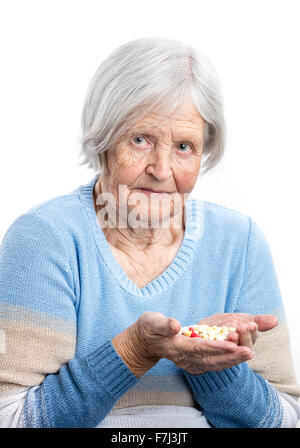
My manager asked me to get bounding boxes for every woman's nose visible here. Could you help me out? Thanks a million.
[144,149,173,181]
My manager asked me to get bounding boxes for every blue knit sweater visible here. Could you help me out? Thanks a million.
[0,174,299,428]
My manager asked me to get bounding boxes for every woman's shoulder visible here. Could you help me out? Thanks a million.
[31,176,97,228]
[193,198,271,258]
[27,190,83,224]
[192,197,251,234]
[1,178,95,250]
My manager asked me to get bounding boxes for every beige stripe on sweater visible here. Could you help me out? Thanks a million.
[0,318,76,395]
[247,318,300,398]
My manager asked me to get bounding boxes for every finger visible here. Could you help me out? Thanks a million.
[182,337,239,355]
[236,322,256,348]
[164,337,235,365]
[225,331,239,344]
[204,347,254,371]
[254,315,278,332]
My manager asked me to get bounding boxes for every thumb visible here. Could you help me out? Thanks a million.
[254,315,278,332]
[143,312,181,337]
[168,317,181,336]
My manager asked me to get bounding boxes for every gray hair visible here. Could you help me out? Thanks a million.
[78,37,226,176]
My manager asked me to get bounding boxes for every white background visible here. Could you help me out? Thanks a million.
[0,0,299,383]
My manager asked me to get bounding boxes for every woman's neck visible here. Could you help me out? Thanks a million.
[102,218,184,253]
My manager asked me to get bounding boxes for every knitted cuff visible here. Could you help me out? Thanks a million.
[183,363,244,395]
[86,339,139,400]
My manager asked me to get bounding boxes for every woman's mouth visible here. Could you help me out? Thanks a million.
[137,188,169,196]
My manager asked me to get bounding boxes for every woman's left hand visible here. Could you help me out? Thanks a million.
[196,313,278,350]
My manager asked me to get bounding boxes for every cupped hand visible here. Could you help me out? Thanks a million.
[134,312,256,375]
[112,311,279,378]
[197,313,278,350]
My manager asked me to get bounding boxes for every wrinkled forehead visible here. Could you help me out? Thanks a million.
[130,114,174,135]
[129,103,205,135]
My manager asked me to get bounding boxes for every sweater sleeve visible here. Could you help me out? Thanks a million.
[183,217,300,428]
[0,212,138,428]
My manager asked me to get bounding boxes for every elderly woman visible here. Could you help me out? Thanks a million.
[0,38,299,428]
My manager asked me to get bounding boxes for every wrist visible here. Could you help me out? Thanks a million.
[112,323,159,378]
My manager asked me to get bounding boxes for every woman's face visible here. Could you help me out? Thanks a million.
[97,98,206,229]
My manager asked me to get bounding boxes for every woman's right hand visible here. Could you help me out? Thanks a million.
[112,311,254,378]
[133,311,254,375]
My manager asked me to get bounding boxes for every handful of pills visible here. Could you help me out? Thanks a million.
[180,324,236,341]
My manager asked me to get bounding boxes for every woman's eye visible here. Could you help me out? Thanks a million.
[133,136,147,145]
[178,143,192,153]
